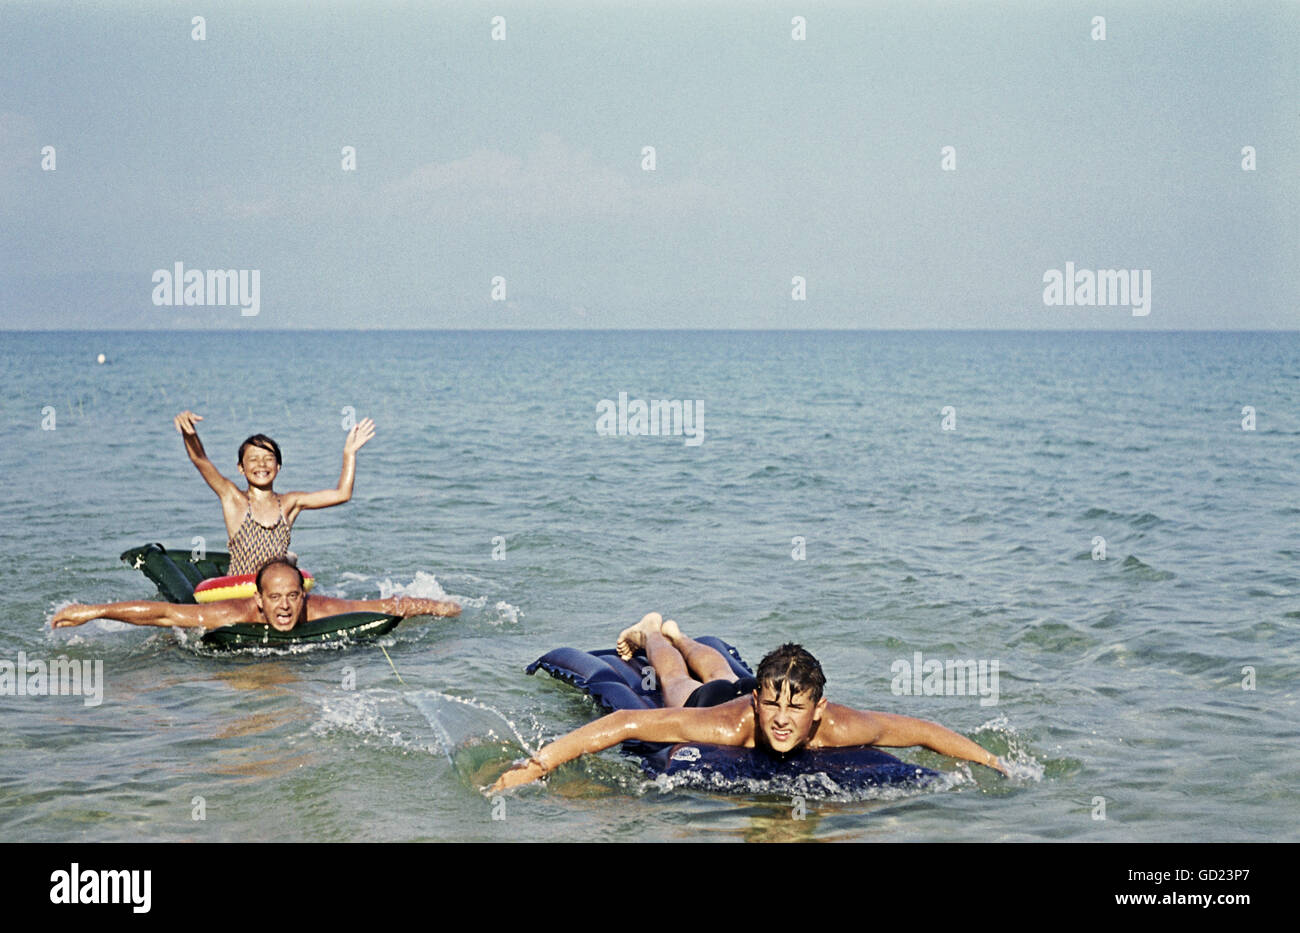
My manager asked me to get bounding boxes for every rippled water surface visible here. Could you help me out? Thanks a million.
[1,330,1296,841]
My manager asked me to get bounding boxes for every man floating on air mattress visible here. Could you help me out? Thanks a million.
[51,559,460,632]
[491,613,1008,791]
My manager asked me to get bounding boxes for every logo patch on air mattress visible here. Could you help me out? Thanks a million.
[671,746,701,762]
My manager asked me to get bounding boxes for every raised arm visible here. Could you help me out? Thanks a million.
[822,704,1007,775]
[282,418,375,518]
[489,704,741,793]
[51,600,226,630]
[174,411,239,500]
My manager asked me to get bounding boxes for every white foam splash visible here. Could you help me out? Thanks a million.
[978,714,1045,782]
[91,619,134,633]
[488,601,521,626]
[405,690,536,754]
[640,766,961,802]
[171,627,204,649]
[311,688,443,756]
[374,571,450,601]
[369,573,523,626]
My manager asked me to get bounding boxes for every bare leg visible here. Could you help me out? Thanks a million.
[616,612,663,660]
[643,630,701,707]
[644,620,739,707]
[661,619,736,685]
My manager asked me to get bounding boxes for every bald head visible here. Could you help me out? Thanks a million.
[253,560,306,630]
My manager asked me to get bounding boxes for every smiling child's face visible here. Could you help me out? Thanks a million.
[238,445,280,488]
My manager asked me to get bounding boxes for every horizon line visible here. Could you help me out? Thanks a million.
[4,328,1299,335]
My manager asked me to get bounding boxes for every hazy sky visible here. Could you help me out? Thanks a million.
[1,1,1296,329]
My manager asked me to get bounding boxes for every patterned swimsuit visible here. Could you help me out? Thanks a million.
[227,494,292,575]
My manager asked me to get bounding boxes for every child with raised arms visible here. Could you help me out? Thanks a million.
[173,410,374,575]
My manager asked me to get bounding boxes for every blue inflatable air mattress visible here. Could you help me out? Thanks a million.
[527,639,939,793]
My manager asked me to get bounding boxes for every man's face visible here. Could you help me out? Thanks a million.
[752,681,826,754]
[255,566,306,630]
[238,446,280,488]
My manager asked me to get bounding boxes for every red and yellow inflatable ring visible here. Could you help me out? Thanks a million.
[194,570,315,603]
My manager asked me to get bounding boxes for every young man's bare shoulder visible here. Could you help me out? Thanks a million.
[810,701,883,747]
[619,697,754,746]
[688,696,756,745]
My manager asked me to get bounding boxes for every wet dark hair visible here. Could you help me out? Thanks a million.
[238,434,282,466]
[255,558,304,594]
[755,644,826,702]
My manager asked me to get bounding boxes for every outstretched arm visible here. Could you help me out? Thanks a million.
[305,594,461,620]
[822,705,1008,775]
[51,600,220,630]
[283,418,375,518]
[489,705,741,793]
[174,411,239,500]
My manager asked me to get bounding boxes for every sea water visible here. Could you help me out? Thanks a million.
[1,329,1296,841]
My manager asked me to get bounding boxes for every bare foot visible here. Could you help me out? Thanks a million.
[616,612,662,660]
[660,618,683,644]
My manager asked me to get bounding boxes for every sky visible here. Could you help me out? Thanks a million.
[1,0,1296,329]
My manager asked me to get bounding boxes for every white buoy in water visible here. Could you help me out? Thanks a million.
[96,353,106,364]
